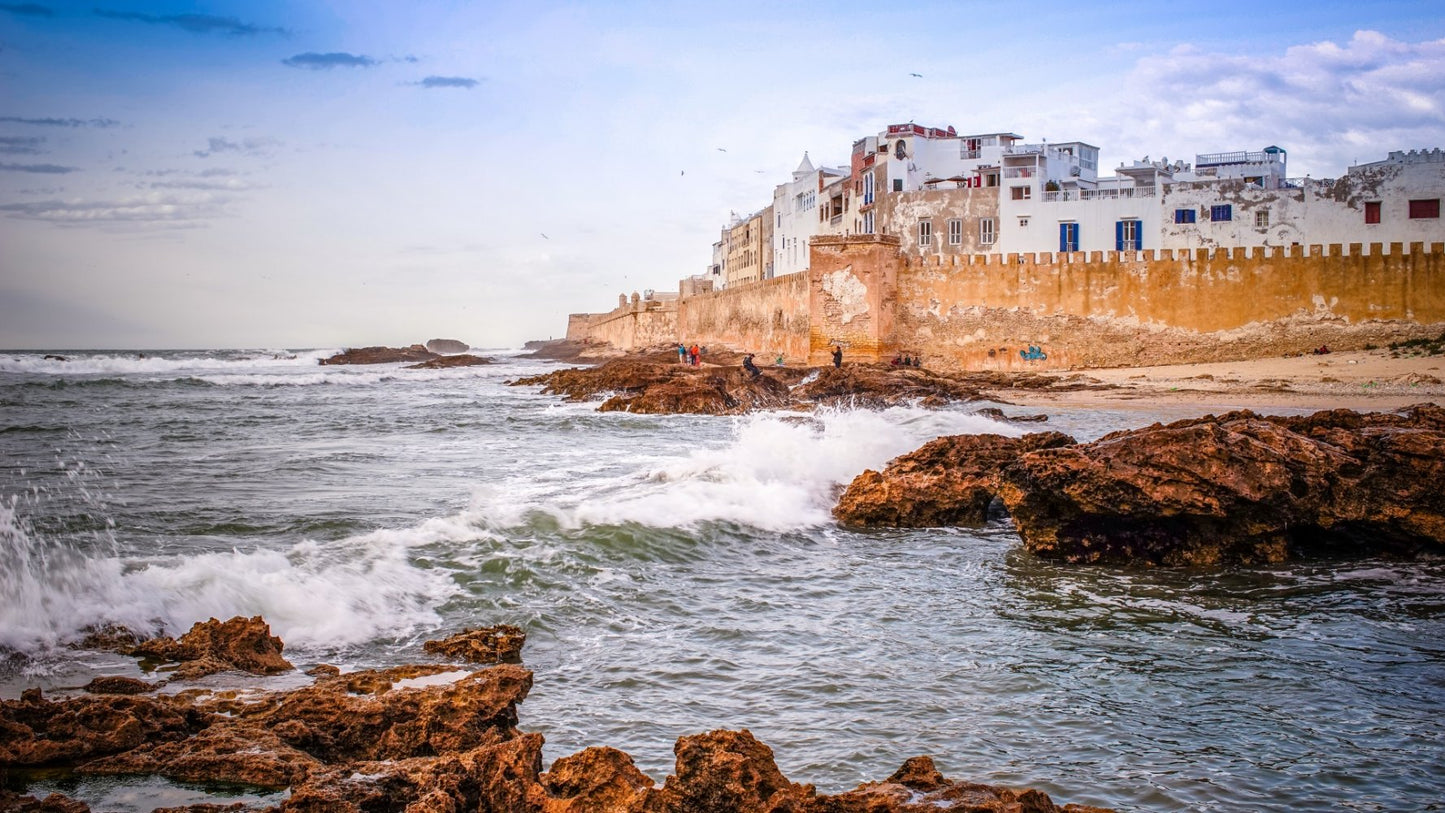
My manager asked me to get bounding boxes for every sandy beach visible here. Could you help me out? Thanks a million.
[995,349,1445,412]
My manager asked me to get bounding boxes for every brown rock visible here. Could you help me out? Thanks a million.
[811,755,1111,812]
[998,405,1445,565]
[131,616,293,678]
[0,791,92,812]
[279,734,547,813]
[79,663,534,790]
[319,345,437,365]
[654,729,814,813]
[0,689,201,767]
[423,625,526,664]
[541,746,655,811]
[407,354,494,369]
[835,432,1076,528]
[82,676,156,695]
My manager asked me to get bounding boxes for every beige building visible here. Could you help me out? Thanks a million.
[725,206,773,288]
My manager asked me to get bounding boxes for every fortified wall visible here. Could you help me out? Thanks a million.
[809,236,1445,369]
[567,237,1445,370]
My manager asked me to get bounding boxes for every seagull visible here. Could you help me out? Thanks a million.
[540,233,549,240]
[716,147,727,152]
[909,72,923,78]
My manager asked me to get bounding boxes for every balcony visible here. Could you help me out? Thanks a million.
[1003,144,1046,156]
[1041,187,1157,202]
[1002,167,1036,179]
[1196,149,1283,167]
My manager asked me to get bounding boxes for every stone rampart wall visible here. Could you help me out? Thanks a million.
[567,239,1445,370]
[568,302,678,351]
[813,239,1445,369]
[677,272,811,362]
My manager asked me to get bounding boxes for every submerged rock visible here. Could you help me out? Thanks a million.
[82,676,156,695]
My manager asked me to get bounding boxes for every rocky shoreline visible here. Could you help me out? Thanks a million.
[509,349,1108,414]
[837,403,1445,565]
[1,617,1110,812]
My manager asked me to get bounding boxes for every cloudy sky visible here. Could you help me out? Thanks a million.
[1,1,1442,349]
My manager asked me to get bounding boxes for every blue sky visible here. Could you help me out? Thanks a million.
[1,0,1442,349]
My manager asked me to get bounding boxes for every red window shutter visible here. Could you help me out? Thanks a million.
[1364,201,1381,224]
[1408,199,1440,219]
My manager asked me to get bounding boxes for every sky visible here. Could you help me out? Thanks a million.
[1,0,1443,350]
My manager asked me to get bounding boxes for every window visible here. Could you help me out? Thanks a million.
[1365,201,1381,224]
[1059,222,1079,252]
[1116,219,1141,251]
[1018,217,1029,228]
[1011,185,1032,200]
[1409,199,1440,219]
[979,217,996,245]
[947,218,962,246]
[1210,204,1233,222]
[985,173,999,187]
[892,178,903,193]
[863,210,875,234]
[1174,208,1196,224]
[863,172,874,205]
[1254,209,1270,228]
[918,220,932,247]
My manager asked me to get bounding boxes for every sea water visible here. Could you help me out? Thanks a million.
[1,349,1442,812]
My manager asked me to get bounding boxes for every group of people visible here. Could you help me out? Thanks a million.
[677,343,702,366]
[889,353,922,368]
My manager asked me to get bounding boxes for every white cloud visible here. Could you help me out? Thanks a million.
[1099,31,1445,176]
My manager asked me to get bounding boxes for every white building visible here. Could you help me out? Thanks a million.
[772,153,849,279]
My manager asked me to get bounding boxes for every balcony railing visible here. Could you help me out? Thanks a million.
[1041,187,1157,202]
[1002,167,1035,179]
[1196,149,1283,167]
[1003,144,1046,155]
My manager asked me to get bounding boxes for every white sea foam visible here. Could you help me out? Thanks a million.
[479,406,1023,533]
[0,349,339,377]
[0,498,466,657]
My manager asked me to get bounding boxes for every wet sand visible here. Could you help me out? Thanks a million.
[992,350,1445,412]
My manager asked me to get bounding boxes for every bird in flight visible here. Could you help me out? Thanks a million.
[909,72,923,78]
[716,147,727,152]
[540,233,549,240]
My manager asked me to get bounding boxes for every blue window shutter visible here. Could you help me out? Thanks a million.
[1115,220,1124,251]
[1059,223,1068,252]
[1136,221,1142,250]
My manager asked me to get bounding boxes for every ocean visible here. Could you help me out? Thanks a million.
[2,349,1443,812]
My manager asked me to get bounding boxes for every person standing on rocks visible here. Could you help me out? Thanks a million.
[743,353,761,378]
[690,344,700,366]
[832,345,843,368]
[678,343,687,364]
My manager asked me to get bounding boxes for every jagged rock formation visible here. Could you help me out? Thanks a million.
[512,355,1104,414]
[1,618,1111,813]
[129,616,294,679]
[406,353,494,369]
[318,345,437,365]
[837,405,1445,565]
[836,432,1076,528]
[423,624,526,664]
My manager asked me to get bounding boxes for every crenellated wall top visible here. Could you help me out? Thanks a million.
[900,241,1445,269]
[812,234,902,248]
